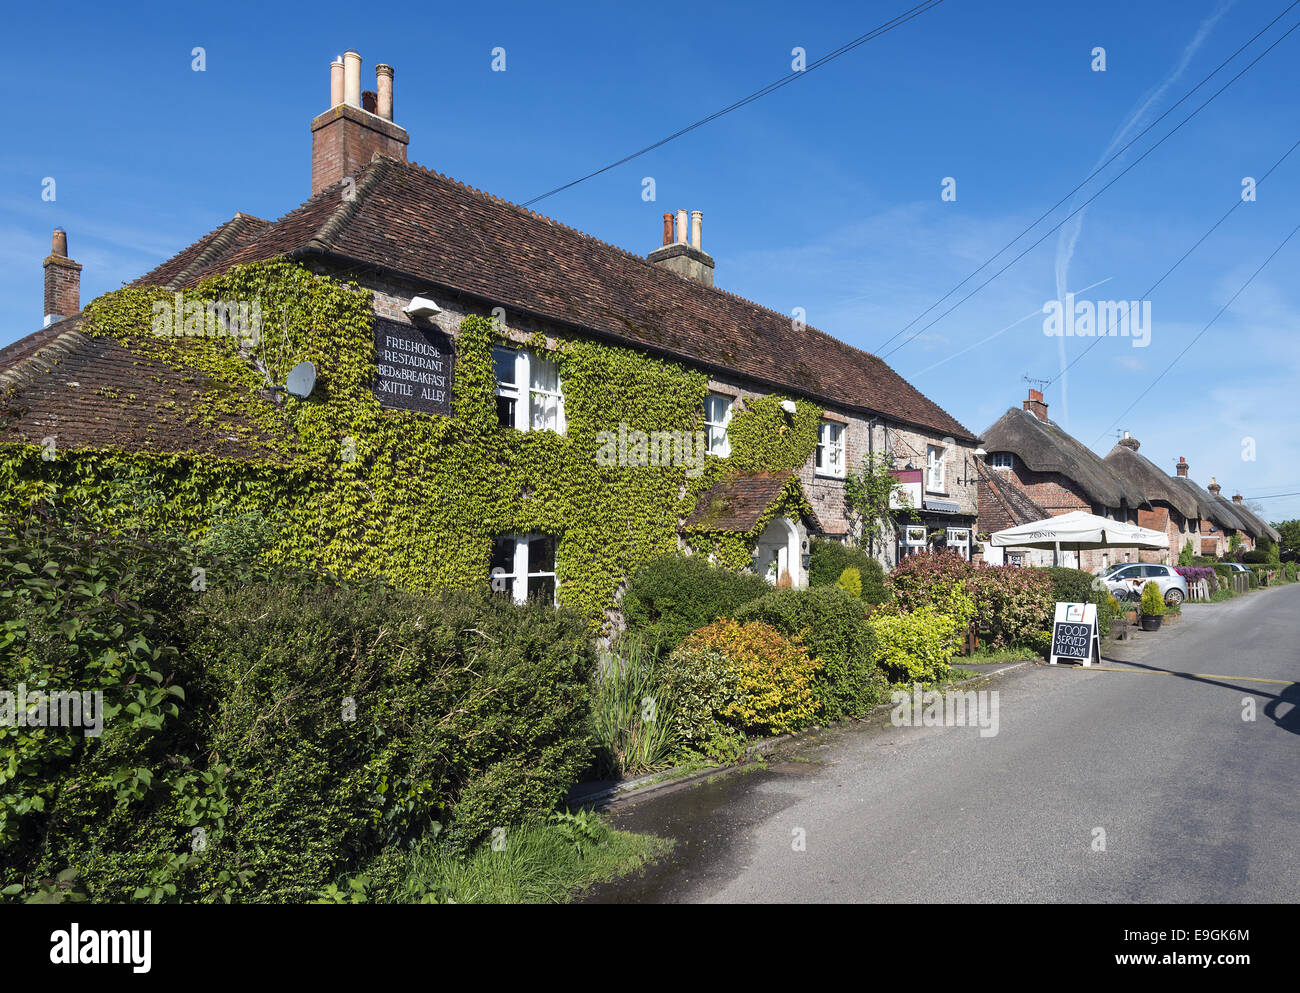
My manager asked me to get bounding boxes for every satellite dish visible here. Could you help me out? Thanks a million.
[285,361,317,399]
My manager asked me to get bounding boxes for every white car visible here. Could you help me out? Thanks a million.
[1097,562,1189,606]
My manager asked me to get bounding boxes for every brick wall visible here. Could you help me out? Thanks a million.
[310,105,409,195]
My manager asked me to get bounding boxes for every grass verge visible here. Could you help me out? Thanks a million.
[340,813,671,904]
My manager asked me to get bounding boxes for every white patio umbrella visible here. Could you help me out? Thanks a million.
[990,510,1168,567]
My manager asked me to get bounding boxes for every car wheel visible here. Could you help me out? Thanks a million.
[1165,589,1184,606]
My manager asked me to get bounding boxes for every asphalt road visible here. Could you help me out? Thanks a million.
[586,583,1300,903]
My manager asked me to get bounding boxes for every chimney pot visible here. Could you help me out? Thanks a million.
[675,209,688,244]
[1176,456,1189,477]
[375,64,394,120]
[1208,476,1221,495]
[330,57,344,107]
[51,229,67,258]
[312,52,409,195]
[691,210,702,250]
[662,213,673,247]
[343,50,362,107]
[1232,493,1243,505]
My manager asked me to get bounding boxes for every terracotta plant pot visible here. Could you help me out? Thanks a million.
[1124,609,1139,624]
[1140,614,1163,632]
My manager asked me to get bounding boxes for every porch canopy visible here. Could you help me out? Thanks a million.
[990,509,1168,565]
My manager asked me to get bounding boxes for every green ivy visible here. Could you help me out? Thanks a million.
[1,259,824,630]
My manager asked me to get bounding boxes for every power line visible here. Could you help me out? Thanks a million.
[521,0,947,207]
[1047,134,1300,387]
[1092,216,1300,446]
[874,2,1300,358]
[1246,491,1300,500]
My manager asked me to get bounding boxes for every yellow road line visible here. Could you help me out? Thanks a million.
[1086,665,1295,685]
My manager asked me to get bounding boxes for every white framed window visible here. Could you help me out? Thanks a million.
[926,444,946,492]
[988,452,1014,470]
[489,534,558,605]
[493,346,565,434]
[703,393,733,457]
[815,420,846,478]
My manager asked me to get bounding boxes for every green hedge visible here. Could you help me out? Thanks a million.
[732,586,886,721]
[807,539,887,604]
[1,514,595,903]
[620,553,770,654]
[1043,566,1118,632]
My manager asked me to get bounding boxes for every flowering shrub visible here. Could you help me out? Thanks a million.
[968,566,1055,648]
[1175,566,1218,594]
[887,551,1053,649]
[886,550,973,611]
[673,619,821,739]
[868,608,962,682]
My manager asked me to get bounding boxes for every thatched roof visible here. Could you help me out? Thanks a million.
[981,407,1147,510]
[1166,475,1233,527]
[1225,499,1280,542]
[1104,442,1199,519]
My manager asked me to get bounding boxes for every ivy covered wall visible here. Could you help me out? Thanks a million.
[0,259,826,631]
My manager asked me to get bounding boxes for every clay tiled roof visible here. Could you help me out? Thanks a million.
[974,458,1048,533]
[165,156,974,441]
[982,407,1147,510]
[131,213,271,290]
[684,471,811,533]
[0,326,281,460]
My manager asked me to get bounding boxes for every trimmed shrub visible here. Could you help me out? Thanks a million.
[620,553,770,654]
[1043,566,1117,632]
[658,646,746,763]
[733,586,886,721]
[0,513,596,903]
[885,550,973,612]
[1242,549,1269,564]
[835,567,862,599]
[968,567,1055,648]
[1140,581,1166,616]
[807,538,887,603]
[868,608,961,683]
[675,619,820,738]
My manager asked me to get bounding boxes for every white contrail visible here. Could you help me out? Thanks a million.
[913,277,1112,376]
[1053,0,1236,427]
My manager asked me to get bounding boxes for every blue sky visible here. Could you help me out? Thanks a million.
[4,0,1298,522]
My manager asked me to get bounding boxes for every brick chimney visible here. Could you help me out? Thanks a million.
[1207,476,1221,495]
[1022,388,1048,422]
[1175,456,1189,477]
[43,229,81,327]
[311,52,409,196]
[648,209,715,287]
[1232,492,1244,505]
[1117,431,1140,451]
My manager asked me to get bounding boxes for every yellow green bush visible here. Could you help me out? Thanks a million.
[868,607,961,683]
[674,619,820,738]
